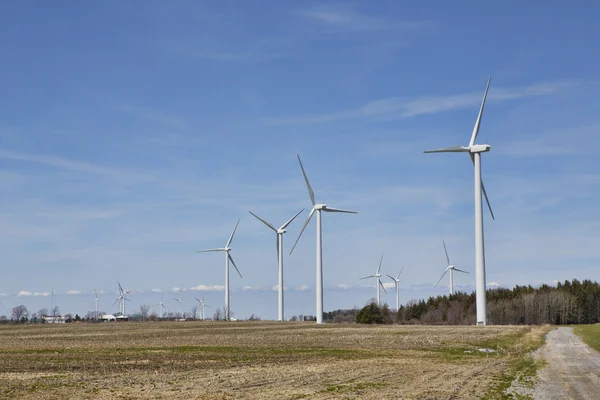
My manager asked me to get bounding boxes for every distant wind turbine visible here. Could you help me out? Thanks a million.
[290,155,357,324]
[424,78,495,326]
[434,241,469,295]
[90,289,99,320]
[173,296,184,319]
[113,281,131,316]
[196,220,242,321]
[154,292,167,318]
[249,208,304,322]
[387,267,404,311]
[360,254,387,306]
[195,297,210,320]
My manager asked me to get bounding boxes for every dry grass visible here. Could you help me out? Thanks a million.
[0,322,546,399]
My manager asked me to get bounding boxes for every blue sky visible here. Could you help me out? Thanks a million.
[1,2,599,320]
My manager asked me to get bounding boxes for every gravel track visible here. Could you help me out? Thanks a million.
[533,327,600,400]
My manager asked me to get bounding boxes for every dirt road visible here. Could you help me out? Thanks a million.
[534,327,600,399]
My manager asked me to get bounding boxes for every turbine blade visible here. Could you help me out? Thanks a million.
[443,240,450,265]
[323,207,358,214]
[470,155,495,220]
[377,254,384,274]
[397,266,404,280]
[280,208,305,230]
[249,211,277,232]
[113,299,119,307]
[162,304,167,310]
[360,275,376,280]
[386,274,396,281]
[379,279,388,294]
[297,155,316,206]
[124,298,131,302]
[481,180,495,220]
[194,297,201,302]
[454,268,469,274]
[117,281,123,294]
[424,146,470,153]
[469,77,491,147]
[229,254,242,278]
[289,208,315,255]
[434,270,449,288]
[195,248,227,253]
[226,219,240,248]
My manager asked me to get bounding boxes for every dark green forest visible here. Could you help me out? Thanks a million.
[325,279,600,325]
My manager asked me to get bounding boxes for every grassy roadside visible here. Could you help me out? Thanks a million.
[572,324,600,352]
[482,325,551,400]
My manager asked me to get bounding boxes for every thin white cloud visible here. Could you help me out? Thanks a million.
[486,282,501,288]
[151,288,162,293]
[66,290,82,295]
[189,284,225,292]
[0,149,121,175]
[265,81,579,126]
[294,285,310,292]
[17,291,50,297]
[241,285,269,292]
[298,6,431,33]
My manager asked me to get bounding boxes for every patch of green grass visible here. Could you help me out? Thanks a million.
[573,324,600,352]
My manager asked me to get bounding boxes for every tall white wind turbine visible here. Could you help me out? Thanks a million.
[290,155,357,324]
[195,297,210,320]
[249,209,304,321]
[154,292,167,318]
[360,254,387,306]
[173,296,184,319]
[424,78,494,325]
[386,267,404,311]
[434,241,469,295]
[113,282,131,316]
[196,220,242,321]
[91,289,99,320]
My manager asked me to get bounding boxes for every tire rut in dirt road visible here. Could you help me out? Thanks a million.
[534,327,600,400]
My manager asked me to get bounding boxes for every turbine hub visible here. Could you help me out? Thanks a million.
[469,144,491,153]
[277,229,286,234]
[314,204,326,210]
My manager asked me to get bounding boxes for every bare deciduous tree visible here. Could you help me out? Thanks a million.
[139,304,150,321]
[11,305,29,322]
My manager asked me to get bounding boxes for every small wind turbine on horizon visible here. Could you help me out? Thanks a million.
[196,220,243,321]
[113,281,131,316]
[360,254,387,306]
[387,267,404,311]
[249,208,304,322]
[173,296,184,319]
[434,241,469,295]
[290,155,357,324]
[195,297,210,320]
[424,78,495,326]
[154,292,167,318]
[90,289,99,320]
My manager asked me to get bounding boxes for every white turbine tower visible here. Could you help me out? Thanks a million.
[249,209,304,322]
[113,282,131,316]
[154,292,166,318]
[434,241,469,295]
[196,220,242,321]
[174,296,184,319]
[90,289,99,320]
[290,155,357,324]
[195,297,210,320]
[386,267,404,311]
[360,254,387,306]
[424,78,495,326]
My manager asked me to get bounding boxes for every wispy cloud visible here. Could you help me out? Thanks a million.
[66,290,82,295]
[265,81,579,126]
[189,284,225,292]
[0,149,121,175]
[17,291,50,297]
[118,105,188,129]
[297,6,431,33]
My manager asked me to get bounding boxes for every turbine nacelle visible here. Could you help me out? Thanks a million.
[470,144,491,153]
[277,228,286,234]
[314,204,327,210]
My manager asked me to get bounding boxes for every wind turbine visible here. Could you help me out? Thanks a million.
[386,267,404,311]
[113,281,131,316]
[195,297,210,320]
[249,209,304,322]
[424,78,495,326]
[90,289,99,320]
[195,220,242,321]
[290,155,357,324]
[434,241,469,295]
[173,296,184,319]
[360,254,387,306]
[154,292,167,318]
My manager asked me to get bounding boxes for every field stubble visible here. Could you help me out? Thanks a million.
[0,322,547,399]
